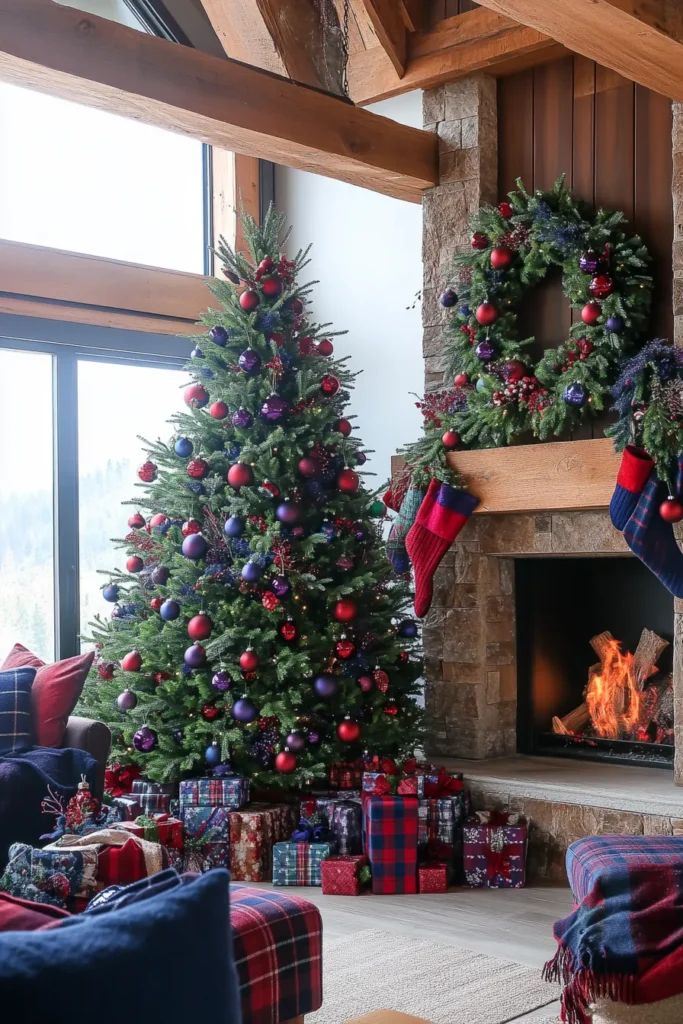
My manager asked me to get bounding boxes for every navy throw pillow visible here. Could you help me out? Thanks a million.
[0,666,36,754]
[0,869,241,1023]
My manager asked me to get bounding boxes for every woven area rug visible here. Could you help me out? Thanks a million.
[309,928,559,1024]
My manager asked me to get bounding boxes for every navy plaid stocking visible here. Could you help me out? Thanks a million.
[622,455,683,599]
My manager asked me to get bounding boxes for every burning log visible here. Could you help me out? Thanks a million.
[585,629,669,740]
[552,703,590,735]
[633,628,669,690]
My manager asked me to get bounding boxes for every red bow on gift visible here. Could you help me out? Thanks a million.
[424,768,462,798]
[481,810,513,828]
[104,763,142,798]
[486,849,511,882]
[369,776,392,796]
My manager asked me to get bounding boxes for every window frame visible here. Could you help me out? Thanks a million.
[0,313,186,660]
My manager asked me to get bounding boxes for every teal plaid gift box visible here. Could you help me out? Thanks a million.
[178,776,250,810]
[272,842,334,886]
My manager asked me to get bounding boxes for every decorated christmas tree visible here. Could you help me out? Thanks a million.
[78,208,423,786]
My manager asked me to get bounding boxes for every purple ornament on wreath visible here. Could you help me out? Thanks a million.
[212,670,233,692]
[276,502,302,525]
[475,340,495,361]
[271,576,290,597]
[314,674,338,700]
[160,600,180,621]
[210,325,228,346]
[117,688,137,711]
[606,315,624,334]
[151,566,170,586]
[440,289,458,308]
[232,698,258,724]
[241,561,262,582]
[232,407,253,429]
[224,516,244,538]
[562,381,587,407]
[133,726,157,753]
[307,731,321,746]
[181,534,207,560]
[579,250,601,274]
[286,731,306,752]
[238,348,261,374]
[260,394,289,422]
[184,644,206,668]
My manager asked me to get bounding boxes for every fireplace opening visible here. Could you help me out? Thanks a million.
[516,557,675,769]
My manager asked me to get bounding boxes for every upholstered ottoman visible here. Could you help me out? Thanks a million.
[230,884,323,1024]
[566,834,683,903]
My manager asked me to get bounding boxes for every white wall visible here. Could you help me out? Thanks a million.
[275,92,424,490]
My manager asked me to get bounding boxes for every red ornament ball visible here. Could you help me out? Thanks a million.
[490,245,512,269]
[299,336,316,356]
[321,374,340,396]
[188,613,213,641]
[357,674,374,693]
[291,297,304,316]
[502,359,526,383]
[337,469,360,494]
[588,274,614,300]
[317,339,334,356]
[201,703,220,721]
[227,463,254,488]
[581,301,602,325]
[471,231,489,250]
[262,592,280,611]
[334,599,357,623]
[239,649,259,672]
[441,430,460,450]
[279,621,298,642]
[128,512,145,529]
[149,513,168,529]
[261,274,283,298]
[499,201,513,219]
[184,384,209,409]
[209,401,229,420]
[150,597,163,612]
[336,639,355,659]
[154,671,171,685]
[373,668,390,693]
[335,418,352,437]
[454,373,469,387]
[275,750,297,774]
[660,498,683,523]
[126,555,144,573]
[383,700,399,717]
[475,301,498,326]
[239,288,260,312]
[137,461,157,483]
[337,719,361,743]
[121,651,142,673]
[187,458,209,480]
[298,457,320,478]
[182,519,201,536]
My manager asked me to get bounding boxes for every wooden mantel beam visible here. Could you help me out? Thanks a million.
[474,0,683,101]
[349,8,564,106]
[0,0,437,202]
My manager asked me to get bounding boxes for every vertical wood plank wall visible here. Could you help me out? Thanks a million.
[427,0,479,21]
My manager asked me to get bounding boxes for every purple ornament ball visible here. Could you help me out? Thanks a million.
[238,348,261,374]
[562,381,587,407]
[151,566,170,586]
[314,674,338,700]
[205,742,222,766]
[224,516,244,538]
[260,394,289,422]
[116,688,137,711]
[579,250,601,274]
[271,576,290,598]
[133,726,157,753]
[181,534,207,560]
[475,340,495,361]
[231,698,259,724]
[440,288,458,308]
[307,731,321,746]
[232,408,253,429]
[184,643,206,668]
[276,501,302,525]
[286,731,306,752]
[160,600,180,621]
[212,670,233,692]
[241,561,263,582]
[606,315,624,334]
[210,325,228,346]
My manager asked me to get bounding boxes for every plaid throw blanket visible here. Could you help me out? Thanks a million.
[544,863,683,1023]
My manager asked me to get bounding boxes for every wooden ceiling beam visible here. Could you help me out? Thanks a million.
[349,7,564,106]
[399,0,427,33]
[359,0,408,76]
[0,0,437,203]
[474,0,683,101]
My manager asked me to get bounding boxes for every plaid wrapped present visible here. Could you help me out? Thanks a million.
[418,862,449,893]
[272,841,334,886]
[181,805,230,873]
[115,813,183,850]
[230,884,323,1024]
[229,804,298,882]
[130,778,176,814]
[329,759,364,790]
[179,776,250,810]
[423,767,464,798]
[321,854,370,895]
[184,841,230,872]
[364,795,418,894]
[111,795,143,820]
[329,799,363,856]
[0,842,98,910]
[463,812,527,888]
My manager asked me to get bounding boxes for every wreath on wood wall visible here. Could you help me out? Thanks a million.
[404,176,653,485]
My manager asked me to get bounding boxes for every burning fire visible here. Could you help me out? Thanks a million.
[585,638,642,739]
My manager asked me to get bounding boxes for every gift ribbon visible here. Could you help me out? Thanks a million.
[366,775,396,796]
[291,816,330,844]
[486,848,512,882]
[424,768,463,798]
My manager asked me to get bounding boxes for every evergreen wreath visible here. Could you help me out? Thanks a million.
[403,176,653,484]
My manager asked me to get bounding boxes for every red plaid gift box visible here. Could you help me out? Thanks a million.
[364,795,418,894]
[419,862,449,893]
[463,812,527,889]
[230,804,298,882]
[115,813,183,850]
[130,779,176,814]
[321,854,369,896]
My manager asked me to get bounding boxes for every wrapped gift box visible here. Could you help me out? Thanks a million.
[364,796,418,895]
[229,804,298,882]
[0,842,98,910]
[423,768,464,798]
[179,776,250,811]
[180,805,230,873]
[363,772,427,799]
[330,800,363,856]
[321,854,369,896]
[111,795,143,821]
[115,813,183,850]
[183,841,230,873]
[130,779,177,814]
[463,813,527,889]
[98,836,169,886]
[272,842,334,886]
[418,862,449,893]
[329,760,364,790]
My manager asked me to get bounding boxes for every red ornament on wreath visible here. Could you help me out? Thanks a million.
[471,231,488,250]
[581,301,601,325]
[660,498,683,523]
[298,457,320,478]
[336,638,355,659]
[128,512,145,529]
[188,613,212,641]
[239,648,259,672]
[239,289,260,312]
[337,469,359,494]
[502,359,526,383]
[589,274,614,300]
[182,519,201,536]
[261,274,283,298]
[454,373,468,387]
[262,592,280,611]
[184,384,209,409]
[337,718,361,743]
[383,700,399,717]
[150,597,163,612]
[491,246,512,269]
[475,302,498,326]
[275,749,297,774]
[187,458,209,480]
[499,201,513,219]
[357,674,374,693]
[126,555,144,573]
[154,671,171,685]
[209,401,229,420]
[321,374,340,396]
[334,599,357,623]
[202,703,220,721]
[279,621,297,642]
[227,463,254,488]
[137,461,157,483]
[121,651,142,673]
[318,339,334,356]
[299,336,317,356]
[335,418,352,437]
[373,668,390,693]
[442,430,459,450]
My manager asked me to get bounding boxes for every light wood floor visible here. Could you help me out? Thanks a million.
[260,882,573,1022]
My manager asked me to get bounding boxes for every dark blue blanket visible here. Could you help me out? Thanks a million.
[0,747,97,867]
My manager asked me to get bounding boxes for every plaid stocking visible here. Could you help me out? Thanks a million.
[387,485,425,573]
[406,478,478,617]
[622,459,683,599]
[609,445,655,530]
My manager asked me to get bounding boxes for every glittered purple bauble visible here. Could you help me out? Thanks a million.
[224,516,244,538]
[210,325,229,346]
[160,599,180,621]
[562,381,587,407]
[475,340,495,361]
[232,407,253,429]
[231,698,258,724]
[606,315,624,334]
[314,674,338,700]
[151,566,170,586]
[286,731,306,752]
[307,731,321,746]
[276,502,302,525]
[241,561,263,582]
[116,688,137,711]
[182,533,207,560]
[133,726,157,753]
[270,576,289,598]
[440,288,458,308]
[212,670,233,692]
[184,643,206,668]
[579,250,601,274]
[260,394,289,422]
[238,348,261,374]
[353,523,367,542]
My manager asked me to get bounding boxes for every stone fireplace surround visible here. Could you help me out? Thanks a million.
[419,77,683,879]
